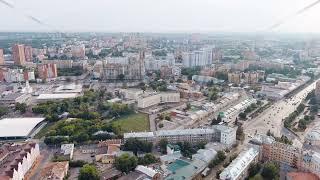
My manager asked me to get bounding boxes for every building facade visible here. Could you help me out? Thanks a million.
[0,143,40,180]
[38,64,58,80]
[12,44,26,66]
[0,49,4,65]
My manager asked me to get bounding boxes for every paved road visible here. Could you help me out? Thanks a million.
[243,80,317,138]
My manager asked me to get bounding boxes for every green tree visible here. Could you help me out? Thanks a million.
[159,138,168,154]
[138,153,158,165]
[239,112,247,120]
[248,163,261,177]
[261,162,280,180]
[15,102,27,113]
[0,106,8,117]
[115,153,138,173]
[78,164,99,180]
[236,125,245,141]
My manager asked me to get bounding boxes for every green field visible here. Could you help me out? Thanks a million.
[111,113,150,134]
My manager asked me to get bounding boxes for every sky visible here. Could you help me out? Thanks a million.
[0,0,320,33]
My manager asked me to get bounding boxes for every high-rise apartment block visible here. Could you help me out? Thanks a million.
[0,49,4,65]
[38,64,58,80]
[12,44,26,66]
[24,45,33,62]
[71,45,85,58]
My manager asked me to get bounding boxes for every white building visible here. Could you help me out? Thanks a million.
[137,92,180,109]
[123,132,155,143]
[301,151,320,178]
[305,124,320,146]
[0,143,40,180]
[60,144,74,159]
[123,125,237,146]
[220,147,260,180]
[213,125,237,147]
[182,48,213,67]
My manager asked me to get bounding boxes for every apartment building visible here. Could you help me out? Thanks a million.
[220,147,260,180]
[101,56,145,81]
[156,129,216,144]
[263,142,301,167]
[301,151,320,177]
[137,92,180,109]
[228,72,241,84]
[0,143,40,180]
[40,161,69,180]
[12,44,26,66]
[0,49,4,65]
[182,48,213,67]
[213,125,237,147]
[123,125,237,146]
[38,63,58,80]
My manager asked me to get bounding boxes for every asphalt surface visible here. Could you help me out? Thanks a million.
[243,80,317,138]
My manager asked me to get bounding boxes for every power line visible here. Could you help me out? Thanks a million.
[267,0,320,31]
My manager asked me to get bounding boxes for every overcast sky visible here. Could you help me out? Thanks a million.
[0,0,320,33]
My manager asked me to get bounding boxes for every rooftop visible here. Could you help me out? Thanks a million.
[156,128,215,137]
[219,147,259,180]
[123,132,155,139]
[40,161,69,180]
[54,84,82,94]
[37,93,79,100]
[60,144,74,156]
[0,118,45,138]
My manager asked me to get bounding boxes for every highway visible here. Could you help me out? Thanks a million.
[243,80,317,138]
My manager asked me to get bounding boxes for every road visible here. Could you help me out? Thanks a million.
[243,80,317,138]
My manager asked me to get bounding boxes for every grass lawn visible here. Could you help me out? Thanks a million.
[111,113,149,134]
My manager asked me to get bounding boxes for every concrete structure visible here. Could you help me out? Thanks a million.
[0,49,4,65]
[244,71,259,84]
[42,60,73,69]
[263,142,301,167]
[0,118,45,139]
[71,45,85,58]
[0,68,35,82]
[36,93,79,102]
[182,48,213,67]
[0,143,40,180]
[39,161,69,180]
[54,84,83,94]
[192,75,224,84]
[123,132,155,143]
[102,54,145,81]
[24,46,32,62]
[213,125,237,147]
[60,144,74,160]
[38,64,58,80]
[124,125,237,147]
[305,124,320,146]
[220,147,260,180]
[12,44,26,66]
[0,93,31,105]
[137,92,180,109]
[165,147,217,180]
[301,151,320,178]
[228,72,241,84]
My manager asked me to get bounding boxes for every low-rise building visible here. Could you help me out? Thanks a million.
[0,93,31,105]
[0,143,40,180]
[137,92,180,109]
[220,147,260,180]
[39,161,69,180]
[301,151,320,178]
[60,144,74,160]
[213,125,237,147]
[228,72,241,84]
[124,125,237,147]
